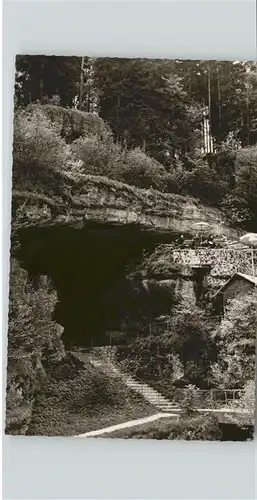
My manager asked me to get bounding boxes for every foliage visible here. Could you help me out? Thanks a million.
[178,384,200,417]
[12,103,257,232]
[15,57,257,153]
[27,354,155,436]
[120,148,169,191]
[220,194,252,226]
[233,146,257,227]
[94,58,202,161]
[176,162,226,205]
[170,309,217,387]
[115,309,217,388]
[13,105,175,194]
[236,380,255,410]
[12,106,82,191]
[5,258,65,434]
[211,292,257,388]
[72,134,173,190]
[165,60,257,147]
[15,55,81,107]
[34,104,108,142]
[71,129,121,177]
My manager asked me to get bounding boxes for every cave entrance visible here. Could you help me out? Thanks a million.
[16,222,177,347]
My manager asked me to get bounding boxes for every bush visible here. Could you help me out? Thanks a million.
[220,194,252,226]
[219,146,257,229]
[71,131,122,177]
[27,355,155,436]
[41,367,128,414]
[12,106,80,190]
[5,259,65,434]
[121,148,169,191]
[27,104,109,142]
[72,136,170,191]
[234,146,257,226]
[211,293,257,389]
[181,164,226,205]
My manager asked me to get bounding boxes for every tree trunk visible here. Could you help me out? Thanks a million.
[207,67,212,153]
[39,58,44,101]
[79,56,85,110]
[116,94,121,143]
[217,65,222,133]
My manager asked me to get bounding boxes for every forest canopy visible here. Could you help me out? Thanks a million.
[15,56,257,229]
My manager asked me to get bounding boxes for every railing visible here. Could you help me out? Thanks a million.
[171,388,254,410]
[73,348,254,415]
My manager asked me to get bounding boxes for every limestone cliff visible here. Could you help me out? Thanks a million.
[11,104,243,348]
[141,246,257,308]
[12,172,239,237]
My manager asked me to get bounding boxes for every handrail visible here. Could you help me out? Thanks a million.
[86,348,254,414]
[133,313,225,341]
[88,349,253,408]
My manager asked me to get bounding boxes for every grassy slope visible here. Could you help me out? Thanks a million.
[27,354,156,436]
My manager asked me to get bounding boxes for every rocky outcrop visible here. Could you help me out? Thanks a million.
[12,173,239,239]
[141,246,257,307]
[11,104,243,350]
[26,104,109,141]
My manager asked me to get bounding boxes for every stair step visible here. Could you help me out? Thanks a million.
[89,357,177,411]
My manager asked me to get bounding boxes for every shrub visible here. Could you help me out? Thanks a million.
[169,414,222,440]
[5,258,65,434]
[72,137,170,191]
[220,194,252,226]
[181,164,226,205]
[27,355,155,436]
[211,292,257,389]
[234,146,257,225]
[27,104,109,142]
[13,107,75,189]
[121,148,169,191]
[71,131,122,177]
[40,367,128,414]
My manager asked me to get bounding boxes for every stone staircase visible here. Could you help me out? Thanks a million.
[120,372,179,413]
[72,350,179,413]
[90,354,179,413]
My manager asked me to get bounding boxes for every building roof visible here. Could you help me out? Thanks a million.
[236,272,257,285]
[212,272,257,300]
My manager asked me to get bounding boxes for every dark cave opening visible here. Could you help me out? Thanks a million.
[16,223,177,347]
[192,265,211,304]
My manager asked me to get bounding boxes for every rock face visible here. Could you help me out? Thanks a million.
[142,246,257,308]
[11,170,245,347]
[12,173,239,238]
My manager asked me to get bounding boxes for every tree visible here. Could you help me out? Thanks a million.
[165,59,257,148]
[234,146,257,226]
[15,55,81,107]
[170,309,217,387]
[93,57,202,162]
[211,292,257,388]
[115,309,217,388]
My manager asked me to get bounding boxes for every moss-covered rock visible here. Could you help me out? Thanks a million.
[26,104,109,142]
